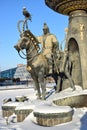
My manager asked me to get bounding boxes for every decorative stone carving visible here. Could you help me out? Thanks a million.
[45,0,87,15]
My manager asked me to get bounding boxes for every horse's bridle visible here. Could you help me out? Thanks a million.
[17,19,40,61]
[18,38,40,61]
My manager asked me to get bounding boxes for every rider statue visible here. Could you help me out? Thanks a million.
[37,23,59,73]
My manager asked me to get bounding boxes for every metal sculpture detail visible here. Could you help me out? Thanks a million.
[14,8,75,100]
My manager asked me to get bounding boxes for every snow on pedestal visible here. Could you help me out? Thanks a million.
[33,104,73,126]
[53,94,87,108]
[52,86,87,108]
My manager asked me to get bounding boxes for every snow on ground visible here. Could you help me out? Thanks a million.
[0,84,87,130]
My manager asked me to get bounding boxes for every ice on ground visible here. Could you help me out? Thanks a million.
[0,85,87,130]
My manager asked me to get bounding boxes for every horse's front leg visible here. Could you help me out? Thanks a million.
[34,80,41,99]
[39,77,46,100]
[30,71,41,99]
[31,76,41,99]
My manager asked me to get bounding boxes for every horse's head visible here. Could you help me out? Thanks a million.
[14,31,30,52]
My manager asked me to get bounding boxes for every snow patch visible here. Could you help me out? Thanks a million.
[34,104,72,113]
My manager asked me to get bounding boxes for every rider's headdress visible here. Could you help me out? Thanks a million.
[43,23,48,29]
[43,23,50,33]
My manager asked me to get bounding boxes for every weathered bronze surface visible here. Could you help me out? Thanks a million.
[14,7,80,100]
[45,0,87,15]
[45,0,87,89]
[14,29,75,99]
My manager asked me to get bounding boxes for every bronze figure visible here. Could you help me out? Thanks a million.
[14,9,75,99]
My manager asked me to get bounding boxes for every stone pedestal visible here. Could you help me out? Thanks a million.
[2,102,20,117]
[53,94,87,108]
[34,105,73,126]
[15,109,33,122]
[15,104,34,122]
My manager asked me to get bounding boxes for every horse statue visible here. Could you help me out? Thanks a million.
[14,9,76,99]
[14,30,52,100]
[14,29,75,100]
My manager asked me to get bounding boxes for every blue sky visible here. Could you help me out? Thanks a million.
[0,0,68,71]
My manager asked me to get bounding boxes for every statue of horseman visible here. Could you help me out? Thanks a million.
[14,8,75,100]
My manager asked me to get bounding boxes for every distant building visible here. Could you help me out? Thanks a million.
[1,64,31,80]
[1,67,16,79]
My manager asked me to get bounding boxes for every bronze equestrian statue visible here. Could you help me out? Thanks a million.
[14,29,75,100]
[14,11,75,100]
[14,29,58,100]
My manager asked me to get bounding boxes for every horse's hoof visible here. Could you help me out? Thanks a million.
[72,87,76,91]
[41,96,46,100]
[55,90,59,93]
[36,96,41,100]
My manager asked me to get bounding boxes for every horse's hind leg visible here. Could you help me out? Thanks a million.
[56,76,62,93]
[65,71,75,91]
[52,73,58,90]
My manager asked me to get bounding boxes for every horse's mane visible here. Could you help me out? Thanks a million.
[23,30,30,37]
[23,30,39,43]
